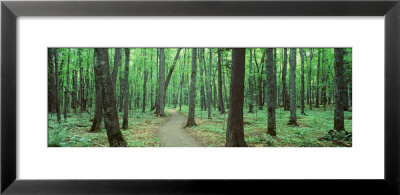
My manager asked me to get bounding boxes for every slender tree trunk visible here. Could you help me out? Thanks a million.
[300,49,306,115]
[334,48,345,131]
[179,49,186,111]
[150,49,154,109]
[78,49,85,113]
[142,50,148,113]
[217,49,225,114]
[266,48,276,136]
[119,67,124,112]
[158,48,166,117]
[308,48,313,110]
[316,49,321,108]
[72,70,77,112]
[282,48,289,111]
[64,49,70,120]
[248,49,254,113]
[288,48,298,126]
[48,49,56,113]
[152,48,182,112]
[111,48,122,91]
[185,48,197,127]
[206,48,212,119]
[54,49,61,123]
[94,48,127,147]
[122,48,130,129]
[199,49,206,111]
[273,48,277,108]
[90,52,103,132]
[226,48,247,147]
[321,50,327,111]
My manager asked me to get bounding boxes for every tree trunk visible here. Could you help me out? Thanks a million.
[158,48,166,117]
[78,49,85,113]
[64,49,70,119]
[94,48,127,147]
[54,49,61,123]
[142,50,148,113]
[308,48,313,110]
[206,49,212,119]
[266,48,276,136]
[179,49,186,111]
[122,48,130,129]
[72,70,77,112]
[48,49,56,113]
[185,48,197,127]
[90,52,103,132]
[288,48,298,126]
[119,67,124,112]
[248,49,254,113]
[282,48,289,111]
[217,49,225,114]
[111,48,122,91]
[199,49,206,111]
[300,49,306,115]
[316,49,320,108]
[321,50,327,111]
[334,48,345,131]
[150,49,154,109]
[226,48,247,147]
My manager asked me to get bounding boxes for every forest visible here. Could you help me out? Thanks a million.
[48,48,352,147]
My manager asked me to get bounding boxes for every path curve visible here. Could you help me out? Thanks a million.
[159,109,201,147]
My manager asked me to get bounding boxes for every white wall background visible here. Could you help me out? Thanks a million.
[17,17,384,179]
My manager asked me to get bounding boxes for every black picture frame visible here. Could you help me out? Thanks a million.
[1,0,399,194]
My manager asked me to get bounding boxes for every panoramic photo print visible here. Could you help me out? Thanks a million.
[48,48,352,147]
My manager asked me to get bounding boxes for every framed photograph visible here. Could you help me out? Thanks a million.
[2,0,399,194]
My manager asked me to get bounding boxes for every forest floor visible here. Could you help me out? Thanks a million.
[158,109,202,147]
[177,104,352,147]
[48,111,167,147]
[48,104,352,147]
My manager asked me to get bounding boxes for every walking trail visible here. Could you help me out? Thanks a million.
[158,109,202,147]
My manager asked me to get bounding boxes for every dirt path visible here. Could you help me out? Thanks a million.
[158,109,202,147]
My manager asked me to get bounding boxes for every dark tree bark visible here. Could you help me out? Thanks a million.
[151,48,182,112]
[122,48,130,129]
[288,48,298,126]
[111,48,122,91]
[54,49,61,123]
[179,49,186,111]
[158,48,166,117]
[150,49,154,109]
[94,48,127,147]
[64,49,70,120]
[282,48,289,111]
[119,64,124,113]
[185,48,197,127]
[300,49,306,115]
[321,49,327,111]
[48,48,56,113]
[308,48,313,110]
[334,48,345,131]
[206,48,212,119]
[266,48,276,136]
[226,48,247,147]
[78,49,86,113]
[273,48,277,108]
[90,51,103,132]
[142,50,148,113]
[254,50,265,110]
[316,49,321,108]
[199,49,206,111]
[248,49,254,113]
[217,49,225,114]
[72,69,77,112]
